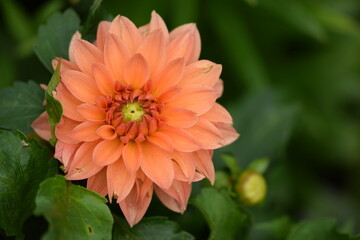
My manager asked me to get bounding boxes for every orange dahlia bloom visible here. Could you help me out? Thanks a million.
[32,11,239,226]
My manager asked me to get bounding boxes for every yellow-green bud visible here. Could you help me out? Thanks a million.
[236,170,267,205]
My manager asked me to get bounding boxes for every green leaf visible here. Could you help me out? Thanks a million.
[113,215,194,240]
[286,218,359,240]
[243,0,257,7]
[171,0,198,26]
[258,0,326,41]
[34,0,66,27]
[0,0,33,43]
[0,55,15,88]
[34,175,113,240]
[218,90,298,166]
[0,81,44,133]
[247,158,270,174]
[193,187,251,240]
[34,9,81,72]
[214,171,231,190]
[221,153,241,178]
[82,0,112,38]
[0,0,36,57]
[0,130,55,237]
[309,3,360,35]
[82,0,103,35]
[208,0,269,91]
[254,216,292,240]
[45,61,63,146]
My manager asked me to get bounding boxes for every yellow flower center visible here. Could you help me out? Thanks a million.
[122,102,145,123]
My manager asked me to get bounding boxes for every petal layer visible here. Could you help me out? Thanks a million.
[93,138,124,166]
[107,159,136,201]
[139,142,174,189]
[61,70,102,104]
[66,141,103,180]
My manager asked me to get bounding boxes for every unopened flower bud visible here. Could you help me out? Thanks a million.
[236,170,267,205]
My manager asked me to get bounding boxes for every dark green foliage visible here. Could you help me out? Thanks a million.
[0,130,56,237]
[33,9,80,72]
[34,175,113,240]
[193,187,251,240]
[45,61,62,146]
[113,216,194,240]
[0,81,44,133]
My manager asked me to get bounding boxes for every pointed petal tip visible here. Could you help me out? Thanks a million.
[31,112,51,141]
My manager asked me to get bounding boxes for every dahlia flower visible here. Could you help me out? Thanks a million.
[32,11,239,226]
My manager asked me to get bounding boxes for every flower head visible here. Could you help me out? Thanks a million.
[32,11,239,226]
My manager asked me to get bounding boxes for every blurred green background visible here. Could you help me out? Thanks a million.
[0,0,360,239]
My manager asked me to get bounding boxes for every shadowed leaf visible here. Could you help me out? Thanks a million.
[34,9,80,72]
[193,187,251,240]
[34,175,113,240]
[0,130,56,237]
[45,61,62,146]
[113,216,194,240]
[0,81,44,133]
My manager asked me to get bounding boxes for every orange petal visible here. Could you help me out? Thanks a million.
[77,103,106,121]
[55,83,85,122]
[213,122,239,146]
[124,54,150,89]
[66,141,103,180]
[159,125,200,152]
[139,142,174,189]
[55,117,81,144]
[69,121,102,142]
[31,112,51,141]
[172,151,196,182]
[193,172,206,182]
[87,167,108,197]
[149,11,169,41]
[96,21,111,51]
[54,141,80,170]
[157,87,180,103]
[104,33,129,85]
[119,16,143,54]
[166,85,217,115]
[107,159,136,201]
[172,160,189,182]
[185,118,224,149]
[122,141,140,173]
[92,63,115,95]
[154,180,191,213]
[52,58,79,72]
[162,106,198,128]
[201,103,233,123]
[146,131,173,152]
[73,39,103,76]
[178,60,221,88]
[138,23,150,37]
[61,70,102,104]
[194,149,215,184]
[119,177,153,227]
[69,31,81,62]
[96,125,117,140]
[109,16,142,54]
[167,32,193,64]
[108,15,122,38]
[151,58,185,97]
[93,138,124,166]
[169,23,200,64]
[214,78,224,98]
[138,29,166,79]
